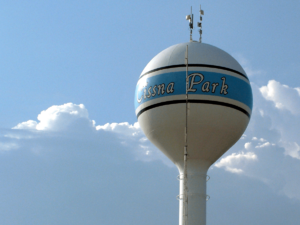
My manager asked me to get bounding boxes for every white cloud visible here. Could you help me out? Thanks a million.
[244,142,252,149]
[0,97,299,225]
[96,122,141,137]
[255,142,273,148]
[4,77,300,201]
[281,142,300,160]
[8,103,172,166]
[213,78,300,201]
[96,122,172,166]
[260,80,300,114]
[215,152,257,174]
[249,82,300,158]
[13,103,94,131]
[13,120,37,130]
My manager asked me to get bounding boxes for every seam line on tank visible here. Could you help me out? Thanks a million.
[139,64,248,81]
[136,100,250,118]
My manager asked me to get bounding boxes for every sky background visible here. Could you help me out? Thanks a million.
[0,0,300,224]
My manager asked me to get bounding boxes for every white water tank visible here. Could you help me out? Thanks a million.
[134,42,252,225]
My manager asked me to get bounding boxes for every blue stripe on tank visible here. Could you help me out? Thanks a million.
[134,71,253,111]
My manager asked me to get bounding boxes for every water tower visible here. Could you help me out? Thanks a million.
[134,6,252,225]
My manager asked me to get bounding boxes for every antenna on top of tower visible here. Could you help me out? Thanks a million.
[198,5,204,43]
[185,6,194,41]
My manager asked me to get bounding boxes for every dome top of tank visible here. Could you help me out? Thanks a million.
[140,42,247,77]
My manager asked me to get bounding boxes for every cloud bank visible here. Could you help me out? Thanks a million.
[212,80,300,200]
[6,102,170,166]
[1,79,300,204]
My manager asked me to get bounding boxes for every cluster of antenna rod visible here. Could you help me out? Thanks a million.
[186,5,204,42]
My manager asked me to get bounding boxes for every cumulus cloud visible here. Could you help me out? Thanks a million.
[13,120,38,130]
[215,152,257,174]
[213,78,300,200]
[13,103,94,131]
[96,122,141,136]
[1,102,299,224]
[96,122,172,166]
[281,142,300,160]
[0,110,178,225]
[260,80,300,114]
[6,103,171,166]
[255,142,274,148]
[3,77,300,202]
[244,142,252,149]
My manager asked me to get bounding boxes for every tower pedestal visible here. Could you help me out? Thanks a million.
[177,160,210,225]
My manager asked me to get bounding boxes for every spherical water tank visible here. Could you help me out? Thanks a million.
[134,42,252,225]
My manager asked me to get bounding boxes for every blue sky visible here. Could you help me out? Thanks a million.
[0,0,300,224]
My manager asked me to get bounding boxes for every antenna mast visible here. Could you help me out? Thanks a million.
[186,7,194,41]
[198,5,204,43]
